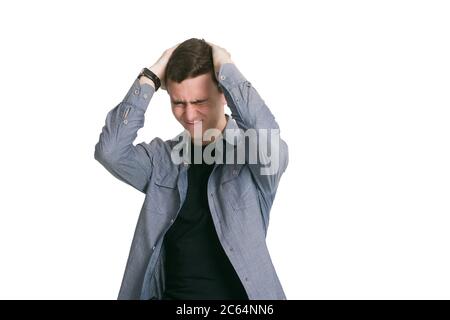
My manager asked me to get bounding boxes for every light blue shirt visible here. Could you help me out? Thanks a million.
[94,63,289,300]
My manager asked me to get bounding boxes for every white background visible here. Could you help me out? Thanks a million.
[0,0,449,299]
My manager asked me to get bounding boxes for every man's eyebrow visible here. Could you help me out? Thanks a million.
[171,98,209,104]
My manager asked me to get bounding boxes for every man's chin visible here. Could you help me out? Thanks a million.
[184,127,201,135]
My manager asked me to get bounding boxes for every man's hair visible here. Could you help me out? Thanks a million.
[164,38,221,92]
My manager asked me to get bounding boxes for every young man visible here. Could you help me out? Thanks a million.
[94,38,289,300]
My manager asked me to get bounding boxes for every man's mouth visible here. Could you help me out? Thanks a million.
[184,120,203,126]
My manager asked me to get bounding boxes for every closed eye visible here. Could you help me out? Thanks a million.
[172,98,209,106]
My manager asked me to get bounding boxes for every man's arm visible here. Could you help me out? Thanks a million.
[94,44,179,193]
[94,78,156,193]
[208,42,289,214]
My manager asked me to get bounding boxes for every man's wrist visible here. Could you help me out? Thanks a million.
[148,65,163,80]
[138,66,162,90]
[139,75,156,89]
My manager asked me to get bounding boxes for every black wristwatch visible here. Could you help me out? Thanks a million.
[138,67,161,91]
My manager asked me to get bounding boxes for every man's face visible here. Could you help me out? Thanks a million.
[167,72,227,145]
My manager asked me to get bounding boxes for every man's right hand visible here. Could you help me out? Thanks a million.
[142,43,180,91]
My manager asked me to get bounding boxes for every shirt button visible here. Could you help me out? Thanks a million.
[170,219,174,224]
[134,89,139,95]
[220,75,226,80]
[123,119,128,125]
[152,246,156,250]
[143,93,148,99]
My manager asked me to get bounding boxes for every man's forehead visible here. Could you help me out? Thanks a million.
[167,74,215,102]
[169,89,210,103]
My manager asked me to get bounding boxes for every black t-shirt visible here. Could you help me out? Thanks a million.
[162,141,248,300]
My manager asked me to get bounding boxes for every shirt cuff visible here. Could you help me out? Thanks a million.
[217,63,248,90]
[122,77,156,111]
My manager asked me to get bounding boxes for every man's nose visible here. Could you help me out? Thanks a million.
[184,104,198,121]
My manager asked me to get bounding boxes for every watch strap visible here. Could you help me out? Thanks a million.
[138,67,161,91]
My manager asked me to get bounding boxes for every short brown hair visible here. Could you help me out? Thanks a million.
[164,38,221,91]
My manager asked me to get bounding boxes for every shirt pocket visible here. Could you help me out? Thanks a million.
[148,169,179,216]
[221,164,258,211]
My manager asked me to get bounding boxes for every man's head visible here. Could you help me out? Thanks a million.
[165,38,227,145]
